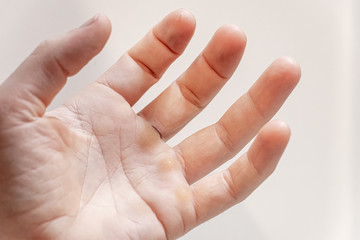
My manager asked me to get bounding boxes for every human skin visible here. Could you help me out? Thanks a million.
[0,9,300,240]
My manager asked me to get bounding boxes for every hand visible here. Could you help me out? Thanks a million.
[0,9,300,240]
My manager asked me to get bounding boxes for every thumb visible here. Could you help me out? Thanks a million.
[0,14,111,119]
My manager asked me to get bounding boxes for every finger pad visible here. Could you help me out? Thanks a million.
[271,56,301,86]
[249,121,290,176]
[153,9,196,54]
[203,24,247,78]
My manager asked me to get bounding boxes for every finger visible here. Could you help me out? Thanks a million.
[0,14,111,118]
[175,57,301,183]
[139,25,247,140]
[97,9,196,106]
[190,120,290,226]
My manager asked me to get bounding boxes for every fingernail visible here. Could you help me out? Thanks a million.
[80,14,100,28]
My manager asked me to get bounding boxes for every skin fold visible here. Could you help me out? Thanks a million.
[0,9,300,240]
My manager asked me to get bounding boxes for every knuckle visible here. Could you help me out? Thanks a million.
[33,39,55,59]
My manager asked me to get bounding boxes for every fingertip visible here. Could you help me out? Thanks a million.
[174,8,197,31]
[216,24,247,50]
[153,9,196,54]
[248,120,291,176]
[259,120,291,147]
[272,56,301,85]
[203,24,247,78]
[79,13,111,34]
[96,13,112,38]
[81,14,112,47]
[250,56,300,106]
[33,13,113,78]
[59,13,112,76]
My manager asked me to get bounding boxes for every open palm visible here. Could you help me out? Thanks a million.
[0,9,300,240]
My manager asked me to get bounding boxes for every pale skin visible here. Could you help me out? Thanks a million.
[0,9,301,240]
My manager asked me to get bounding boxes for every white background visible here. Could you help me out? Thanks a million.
[0,0,358,239]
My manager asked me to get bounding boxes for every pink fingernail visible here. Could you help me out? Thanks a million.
[80,14,100,28]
